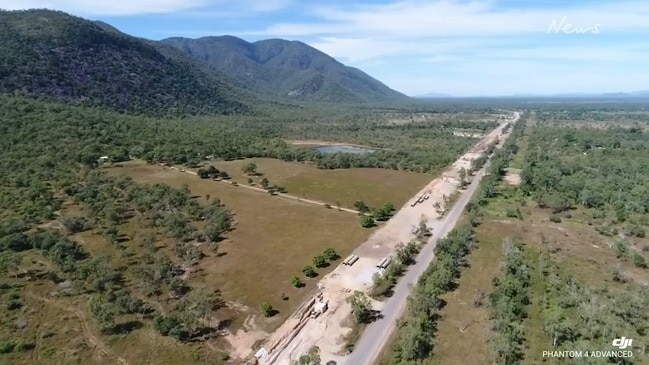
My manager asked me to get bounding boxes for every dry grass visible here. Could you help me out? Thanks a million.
[106,161,374,332]
[209,158,432,209]
[0,281,100,365]
[7,279,229,365]
[423,223,511,365]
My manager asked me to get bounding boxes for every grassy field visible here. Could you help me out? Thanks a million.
[105,161,374,331]
[209,158,432,210]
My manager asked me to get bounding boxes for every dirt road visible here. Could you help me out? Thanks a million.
[169,166,366,215]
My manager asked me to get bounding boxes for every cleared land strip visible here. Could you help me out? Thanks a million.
[344,159,492,365]
[342,113,518,365]
[258,113,518,365]
[165,166,366,215]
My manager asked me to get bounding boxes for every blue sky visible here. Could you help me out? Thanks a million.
[3,0,649,96]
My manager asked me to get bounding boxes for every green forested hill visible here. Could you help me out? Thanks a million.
[160,36,408,103]
[0,9,251,116]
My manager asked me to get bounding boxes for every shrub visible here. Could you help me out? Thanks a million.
[0,342,14,354]
[323,247,339,261]
[290,276,303,288]
[313,255,326,268]
[549,214,562,223]
[302,265,317,278]
[7,300,22,311]
[360,215,375,228]
[260,302,275,317]
[153,315,181,336]
[612,269,628,283]
[506,208,522,219]
[62,216,91,233]
[633,253,647,269]
[15,342,35,352]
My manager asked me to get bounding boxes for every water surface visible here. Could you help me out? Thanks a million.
[315,145,377,154]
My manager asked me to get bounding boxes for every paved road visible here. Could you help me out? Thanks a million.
[341,116,517,365]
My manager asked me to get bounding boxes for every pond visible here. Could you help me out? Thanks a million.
[314,145,377,154]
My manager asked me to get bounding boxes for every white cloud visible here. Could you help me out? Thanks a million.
[309,36,523,62]
[253,0,649,38]
[0,0,208,15]
[482,46,649,63]
[0,0,291,16]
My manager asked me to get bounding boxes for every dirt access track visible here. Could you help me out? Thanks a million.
[239,114,518,365]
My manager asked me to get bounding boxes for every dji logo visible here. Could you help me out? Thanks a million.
[612,337,633,350]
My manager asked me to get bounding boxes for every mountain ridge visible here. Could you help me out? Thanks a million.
[0,9,408,116]
[160,35,407,103]
[0,9,252,116]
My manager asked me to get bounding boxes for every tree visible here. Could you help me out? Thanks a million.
[242,162,258,175]
[186,288,225,326]
[260,302,275,317]
[295,346,321,365]
[0,252,22,279]
[206,165,219,177]
[459,168,468,187]
[348,292,372,324]
[154,315,181,336]
[302,265,317,278]
[169,277,189,298]
[353,200,370,213]
[323,248,339,261]
[104,226,119,245]
[615,239,629,259]
[361,215,375,228]
[290,276,303,288]
[383,202,395,212]
[197,168,209,178]
[312,255,326,268]
[543,307,574,347]
[374,204,394,221]
[62,216,90,233]
[633,253,647,268]
[89,297,116,334]
[418,219,431,237]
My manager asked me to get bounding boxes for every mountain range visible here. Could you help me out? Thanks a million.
[161,36,406,103]
[0,9,406,116]
[416,91,649,99]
